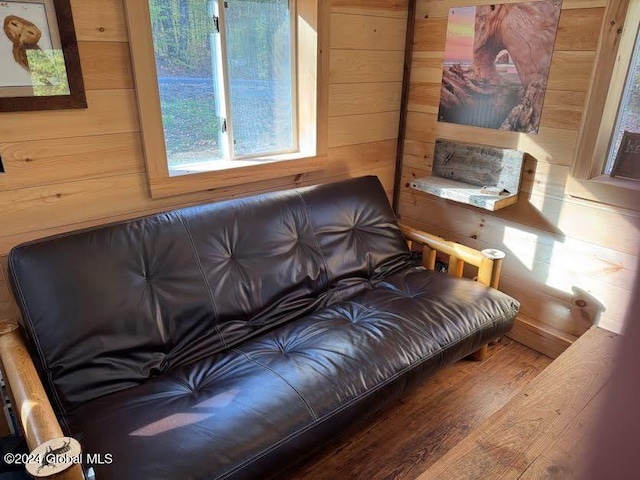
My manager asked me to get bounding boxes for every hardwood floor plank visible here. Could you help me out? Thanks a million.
[518,382,609,479]
[418,327,617,479]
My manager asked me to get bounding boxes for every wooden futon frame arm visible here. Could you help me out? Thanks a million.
[399,224,507,361]
[399,224,505,289]
[0,321,84,480]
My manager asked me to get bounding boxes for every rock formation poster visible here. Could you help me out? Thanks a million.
[438,0,562,133]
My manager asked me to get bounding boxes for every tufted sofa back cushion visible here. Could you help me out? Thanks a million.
[300,176,412,287]
[9,176,410,413]
[172,189,328,368]
[9,213,212,413]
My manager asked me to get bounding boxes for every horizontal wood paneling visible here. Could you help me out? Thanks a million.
[520,159,569,198]
[413,17,447,51]
[71,0,128,42]
[402,153,431,171]
[554,8,605,51]
[399,205,636,337]
[410,51,444,83]
[0,90,139,143]
[79,42,134,90]
[330,49,405,83]
[0,174,170,238]
[547,51,596,91]
[331,13,407,51]
[331,0,409,18]
[0,258,13,310]
[329,82,402,116]
[329,112,401,147]
[327,139,399,171]
[403,139,434,165]
[401,186,640,258]
[0,257,18,321]
[408,83,440,114]
[0,133,144,192]
[539,90,586,130]
[399,191,638,292]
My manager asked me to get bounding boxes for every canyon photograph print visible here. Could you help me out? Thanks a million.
[438,0,562,133]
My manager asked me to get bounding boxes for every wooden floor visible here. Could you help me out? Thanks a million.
[284,338,552,480]
[419,327,618,480]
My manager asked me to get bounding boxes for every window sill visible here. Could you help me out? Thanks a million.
[168,151,312,176]
[566,174,640,211]
[150,153,324,199]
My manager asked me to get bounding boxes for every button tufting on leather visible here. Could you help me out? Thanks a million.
[342,310,365,324]
[173,378,196,394]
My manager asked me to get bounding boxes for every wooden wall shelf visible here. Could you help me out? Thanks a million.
[410,177,519,211]
[409,139,525,212]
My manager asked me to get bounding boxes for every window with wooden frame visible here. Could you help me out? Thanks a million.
[568,0,640,210]
[124,0,328,199]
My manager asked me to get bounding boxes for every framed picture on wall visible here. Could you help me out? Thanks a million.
[0,0,86,112]
[610,131,640,181]
[437,0,562,134]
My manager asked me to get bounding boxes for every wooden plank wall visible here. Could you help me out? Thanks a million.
[0,0,408,320]
[399,0,640,356]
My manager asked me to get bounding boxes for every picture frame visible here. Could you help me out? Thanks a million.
[438,0,562,133]
[610,131,640,181]
[0,0,86,112]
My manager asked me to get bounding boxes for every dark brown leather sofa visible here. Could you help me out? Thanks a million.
[4,176,518,479]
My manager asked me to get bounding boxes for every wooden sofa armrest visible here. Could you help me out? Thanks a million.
[0,320,84,480]
[399,224,505,289]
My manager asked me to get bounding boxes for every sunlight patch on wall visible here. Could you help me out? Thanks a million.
[502,226,538,271]
[546,246,583,296]
[545,245,630,325]
[517,133,554,164]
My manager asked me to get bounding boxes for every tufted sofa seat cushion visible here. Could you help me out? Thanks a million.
[65,268,517,480]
